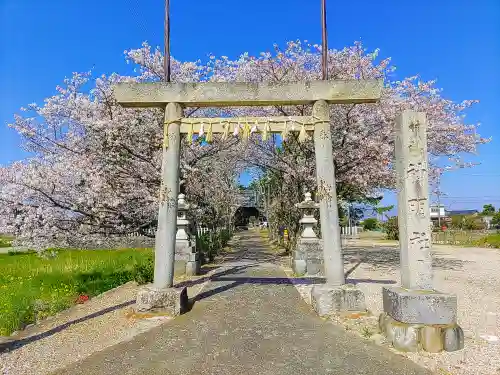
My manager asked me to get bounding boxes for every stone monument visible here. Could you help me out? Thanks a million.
[379,110,464,352]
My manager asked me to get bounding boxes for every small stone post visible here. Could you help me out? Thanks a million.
[135,103,188,315]
[380,110,463,352]
[175,193,200,276]
[293,192,322,276]
[310,100,366,316]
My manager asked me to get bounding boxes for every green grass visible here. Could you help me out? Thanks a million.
[474,233,500,248]
[0,235,14,248]
[0,248,153,336]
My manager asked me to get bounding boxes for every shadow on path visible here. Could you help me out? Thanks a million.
[343,247,469,271]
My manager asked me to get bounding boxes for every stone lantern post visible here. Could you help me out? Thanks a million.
[293,192,323,276]
[175,194,200,276]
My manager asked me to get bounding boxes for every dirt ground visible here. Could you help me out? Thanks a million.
[293,242,500,375]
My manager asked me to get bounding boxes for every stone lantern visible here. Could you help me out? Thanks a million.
[176,194,191,242]
[175,194,200,276]
[293,192,323,276]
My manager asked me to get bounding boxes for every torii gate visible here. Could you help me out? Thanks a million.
[112,0,384,315]
[114,79,382,312]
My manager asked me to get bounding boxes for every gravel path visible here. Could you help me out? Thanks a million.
[50,232,429,375]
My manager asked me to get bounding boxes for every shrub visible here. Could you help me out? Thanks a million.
[132,254,154,284]
[463,216,486,230]
[196,229,232,263]
[382,217,399,240]
[362,218,379,231]
[451,215,486,230]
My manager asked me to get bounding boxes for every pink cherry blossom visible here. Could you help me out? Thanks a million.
[0,41,488,250]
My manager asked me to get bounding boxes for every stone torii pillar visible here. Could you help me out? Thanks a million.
[309,100,367,316]
[113,79,382,315]
[379,111,464,352]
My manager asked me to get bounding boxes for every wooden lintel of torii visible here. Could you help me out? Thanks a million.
[114,79,383,108]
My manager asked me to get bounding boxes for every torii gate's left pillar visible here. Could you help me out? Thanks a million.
[136,102,188,315]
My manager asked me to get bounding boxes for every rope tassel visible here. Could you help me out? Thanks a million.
[206,121,213,143]
[242,122,251,142]
[262,121,271,141]
[282,121,289,142]
[163,122,169,148]
[222,121,230,140]
[251,121,258,134]
[298,123,307,143]
[186,123,193,144]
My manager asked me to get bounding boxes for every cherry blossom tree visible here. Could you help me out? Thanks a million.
[0,40,488,250]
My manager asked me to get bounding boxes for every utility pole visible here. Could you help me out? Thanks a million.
[321,0,328,80]
[437,191,442,228]
[347,203,351,234]
[164,0,171,82]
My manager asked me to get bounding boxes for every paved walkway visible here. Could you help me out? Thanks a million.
[53,232,430,375]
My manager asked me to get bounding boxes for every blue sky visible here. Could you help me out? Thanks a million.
[1,0,499,211]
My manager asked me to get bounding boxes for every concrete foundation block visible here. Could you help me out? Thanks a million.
[186,260,200,277]
[379,313,464,353]
[174,260,188,276]
[378,312,387,333]
[311,284,366,317]
[421,326,444,353]
[443,325,464,352]
[292,259,307,276]
[392,324,420,352]
[383,286,457,325]
[306,259,323,276]
[136,285,188,316]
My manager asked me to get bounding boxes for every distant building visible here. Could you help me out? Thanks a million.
[445,209,479,216]
[430,204,446,221]
[429,205,481,227]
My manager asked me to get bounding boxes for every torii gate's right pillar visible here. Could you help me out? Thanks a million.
[310,100,367,315]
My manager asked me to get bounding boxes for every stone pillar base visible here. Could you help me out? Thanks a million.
[379,313,464,352]
[311,284,366,316]
[381,286,463,352]
[136,285,188,316]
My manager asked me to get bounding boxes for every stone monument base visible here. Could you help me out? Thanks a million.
[379,313,464,352]
[311,284,366,316]
[136,285,188,316]
[380,286,463,352]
